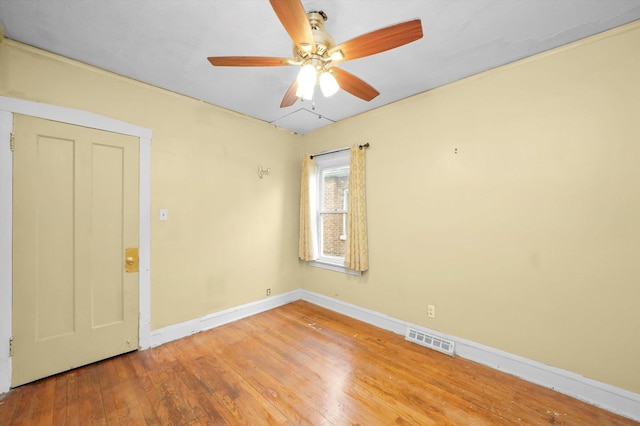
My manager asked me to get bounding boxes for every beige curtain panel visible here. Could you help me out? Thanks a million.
[298,155,317,261]
[345,144,369,272]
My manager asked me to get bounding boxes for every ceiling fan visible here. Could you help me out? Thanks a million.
[207,0,423,108]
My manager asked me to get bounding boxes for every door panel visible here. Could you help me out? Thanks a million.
[35,136,75,342]
[91,143,126,328]
[12,114,139,387]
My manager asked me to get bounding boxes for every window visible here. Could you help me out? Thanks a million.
[300,145,368,274]
[310,150,360,275]
[340,188,348,241]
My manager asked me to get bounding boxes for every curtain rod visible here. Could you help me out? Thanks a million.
[310,143,370,159]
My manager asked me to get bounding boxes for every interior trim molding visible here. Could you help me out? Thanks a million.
[297,290,640,422]
[0,96,152,393]
[150,290,303,347]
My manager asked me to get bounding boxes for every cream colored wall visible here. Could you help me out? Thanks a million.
[0,41,301,329]
[300,22,640,394]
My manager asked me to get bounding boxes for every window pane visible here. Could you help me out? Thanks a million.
[322,166,349,211]
[321,213,347,257]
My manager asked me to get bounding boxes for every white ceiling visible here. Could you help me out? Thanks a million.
[1,1,639,134]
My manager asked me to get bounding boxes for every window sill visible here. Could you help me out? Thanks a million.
[309,260,362,276]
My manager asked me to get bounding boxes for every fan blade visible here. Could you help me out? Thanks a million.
[269,0,315,53]
[208,56,291,67]
[333,68,379,101]
[280,80,299,108]
[329,19,423,61]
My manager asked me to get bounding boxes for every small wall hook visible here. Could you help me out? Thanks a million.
[258,165,271,179]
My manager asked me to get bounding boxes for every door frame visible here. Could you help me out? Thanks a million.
[0,96,152,392]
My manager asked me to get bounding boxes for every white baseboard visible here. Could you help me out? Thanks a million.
[297,290,640,422]
[149,290,303,347]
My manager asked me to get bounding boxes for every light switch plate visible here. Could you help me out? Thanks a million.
[159,209,168,221]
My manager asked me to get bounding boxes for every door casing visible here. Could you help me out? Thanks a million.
[0,96,152,392]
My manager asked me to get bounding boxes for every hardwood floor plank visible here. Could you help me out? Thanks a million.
[0,300,637,425]
[29,379,57,426]
[96,355,123,426]
[86,367,109,426]
[147,361,195,425]
[0,389,21,425]
[76,367,95,420]
[6,381,37,425]
[49,373,69,426]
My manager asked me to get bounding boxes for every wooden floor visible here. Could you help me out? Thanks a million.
[0,301,637,425]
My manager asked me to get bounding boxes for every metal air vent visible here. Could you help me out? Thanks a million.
[405,328,455,356]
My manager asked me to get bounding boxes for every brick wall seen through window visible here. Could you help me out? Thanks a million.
[322,173,348,257]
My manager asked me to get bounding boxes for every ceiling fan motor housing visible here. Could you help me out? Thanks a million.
[293,11,335,61]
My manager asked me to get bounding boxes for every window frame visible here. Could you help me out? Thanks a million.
[309,150,361,276]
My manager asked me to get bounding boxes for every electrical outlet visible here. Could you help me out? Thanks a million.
[266,288,271,297]
[427,304,436,319]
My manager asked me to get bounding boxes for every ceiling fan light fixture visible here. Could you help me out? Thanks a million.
[297,63,317,85]
[296,63,317,100]
[206,2,423,108]
[296,82,315,100]
[319,70,339,97]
